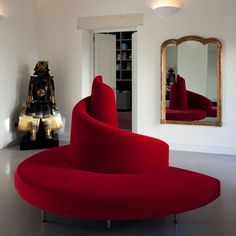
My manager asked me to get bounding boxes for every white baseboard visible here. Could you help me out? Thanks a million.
[0,141,7,149]
[170,143,236,156]
[0,138,17,149]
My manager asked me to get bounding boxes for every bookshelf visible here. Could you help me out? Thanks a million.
[108,31,136,112]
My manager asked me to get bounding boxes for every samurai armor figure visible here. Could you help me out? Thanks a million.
[18,61,63,145]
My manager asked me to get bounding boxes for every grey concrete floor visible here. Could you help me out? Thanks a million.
[0,146,235,236]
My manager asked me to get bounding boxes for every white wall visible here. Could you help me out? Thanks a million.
[5,0,236,155]
[0,0,38,148]
[137,0,236,155]
[35,0,85,140]
[166,45,177,73]
[36,0,236,155]
[207,44,218,101]
[178,41,208,95]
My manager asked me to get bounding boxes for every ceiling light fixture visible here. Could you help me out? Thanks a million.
[154,0,183,17]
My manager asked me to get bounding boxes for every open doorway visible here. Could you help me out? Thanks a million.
[94,30,136,131]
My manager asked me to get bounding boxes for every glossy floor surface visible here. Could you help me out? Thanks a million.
[0,146,236,236]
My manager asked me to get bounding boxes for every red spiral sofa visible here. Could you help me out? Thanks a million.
[166,75,217,121]
[14,76,220,224]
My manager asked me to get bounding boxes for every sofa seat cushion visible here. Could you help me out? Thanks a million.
[15,145,220,220]
[166,108,207,121]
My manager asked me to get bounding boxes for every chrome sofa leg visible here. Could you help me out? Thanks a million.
[41,210,46,222]
[174,214,178,224]
[106,220,111,229]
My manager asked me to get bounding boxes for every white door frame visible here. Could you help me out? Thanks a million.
[77,13,143,132]
[79,28,139,132]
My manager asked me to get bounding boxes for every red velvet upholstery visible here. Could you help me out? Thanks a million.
[208,106,217,117]
[91,75,118,127]
[169,75,187,110]
[15,145,220,220]
[167,75,217,120]
[69,88,168,173]
[14,76,220,221]
[166,108,207,121]
[187,91,217,117]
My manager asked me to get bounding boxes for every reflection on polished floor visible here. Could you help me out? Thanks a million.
[0,146,236,236]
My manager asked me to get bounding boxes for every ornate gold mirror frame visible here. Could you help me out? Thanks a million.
[161,35,222,126]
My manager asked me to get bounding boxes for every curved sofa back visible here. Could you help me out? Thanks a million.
[169,75,187,110]
[90,75,118,127]
[69,97,169,173]
[69,76,168,173]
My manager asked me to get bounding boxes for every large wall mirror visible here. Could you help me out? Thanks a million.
[161,36,222,126]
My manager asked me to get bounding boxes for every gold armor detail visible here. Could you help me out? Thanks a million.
[18,115,40,132]
[51,96,56,104]
[42,113,63,130]
[18,113,63,132]
[26,96,32,105]
[36,61,48,71]
[37,89,46,97]
[43,120,52,139]
[50,84,56,105]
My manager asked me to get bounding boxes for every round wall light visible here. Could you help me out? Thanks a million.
[153,0,184,17]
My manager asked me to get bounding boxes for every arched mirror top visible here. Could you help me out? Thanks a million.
[161,35,222,48]
[161,35,222,126]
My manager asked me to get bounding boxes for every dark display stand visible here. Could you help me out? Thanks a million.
[20,123,59,150]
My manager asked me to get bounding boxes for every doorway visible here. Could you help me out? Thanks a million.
[94,30,137,131]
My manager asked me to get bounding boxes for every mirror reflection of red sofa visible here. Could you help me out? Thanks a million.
[14,76,220,225]
[166,75,217,121]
